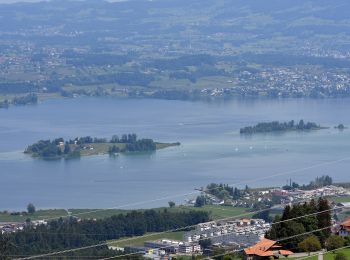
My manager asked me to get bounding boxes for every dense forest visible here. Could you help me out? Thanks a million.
[0,209,209,258]
[24,134,175,159]
[266,198,331,251]
[240,120,323,134]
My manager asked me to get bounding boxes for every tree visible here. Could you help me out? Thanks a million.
[27,203,36,214]
[168,201,176,208]
[0,235,11,260]
[297,119,305,129]
[317,198,331,245]
[252,210,271,222]
[325,236,345,252]
[233,187,241,199]
[199,238,211,250]
[335,253,347,260]
[298,236,322,255]
[337,124,345,130]
[64,143,71,154]
[195,195,206,207]
[111,135,119,143]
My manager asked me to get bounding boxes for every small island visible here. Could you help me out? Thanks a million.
[335,124,347,130]
[240,120,325,134]
[24,134,180,159]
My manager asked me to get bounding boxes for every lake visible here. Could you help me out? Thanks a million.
[0,97,350,210]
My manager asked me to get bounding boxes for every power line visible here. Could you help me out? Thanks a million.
[11,203,343,238]
[298,245,350,260]
[104,226,334,260]
[100,212,334,260]
[37,155,350,223]
[16,201,338,260]
[203,226,333,260]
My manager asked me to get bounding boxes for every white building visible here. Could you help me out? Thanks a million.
[178,243,201,254]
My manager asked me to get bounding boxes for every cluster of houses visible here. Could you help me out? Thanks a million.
[184,218,270,246]
[110,218,272,259]
[112,239,202,260]
[0,220,47,234]
[272,185,350,204]
[0,222,25,234]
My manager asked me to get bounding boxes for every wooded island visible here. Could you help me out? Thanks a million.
[24,134,180,159]
[240,120,325,134]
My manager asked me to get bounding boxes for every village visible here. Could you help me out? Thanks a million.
[2,180,350,259]
[0,176,350,260]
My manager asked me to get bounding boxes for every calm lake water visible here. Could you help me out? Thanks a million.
[0,97,350,210]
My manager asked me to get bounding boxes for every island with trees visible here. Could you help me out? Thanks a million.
[335,124,347,130]
[24,134,180,159]
[0,93,38,109]
[240,120,326,134]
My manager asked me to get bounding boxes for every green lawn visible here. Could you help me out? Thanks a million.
[69,208,131,219]
[108,231,184,247]
[79,142,179,156]
[182,205,250,220]
[0,205,249,222]
[295,249,350,260]
[329,196,350,203]
[70,205,249,220]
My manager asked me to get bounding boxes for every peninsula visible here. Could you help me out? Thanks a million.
[24,134,180,159]
[240,120,325,134]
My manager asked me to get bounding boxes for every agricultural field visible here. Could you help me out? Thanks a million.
[0,205,249,222]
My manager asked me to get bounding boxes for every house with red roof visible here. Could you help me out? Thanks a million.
[244,238,294,260]
[339,218,350,237]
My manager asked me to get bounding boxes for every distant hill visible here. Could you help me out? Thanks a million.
[0,0,350,52]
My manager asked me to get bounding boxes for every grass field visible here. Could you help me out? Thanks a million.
[0,209,68,222]
[329,196,350,203]
[0,205,249,222]
[108,231,184,247]
[79,142,179,156]
[295,249,350,259]
[175,205,250,220]
[69,205,249,220]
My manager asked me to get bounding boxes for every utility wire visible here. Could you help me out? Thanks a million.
[16,202,338,260]
[36,155,350,223]
[203,226,333,260]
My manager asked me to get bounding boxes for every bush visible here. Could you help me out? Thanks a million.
[335,252,347,260]
[298,236,322,254]
[326,236,345,252]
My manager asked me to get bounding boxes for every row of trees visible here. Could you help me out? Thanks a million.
[0,93,38,109]
[68,133,138,145]
[240,120,321,134]
[283,175,333,190]
[108,139,157,154]
[0,209,209,258]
